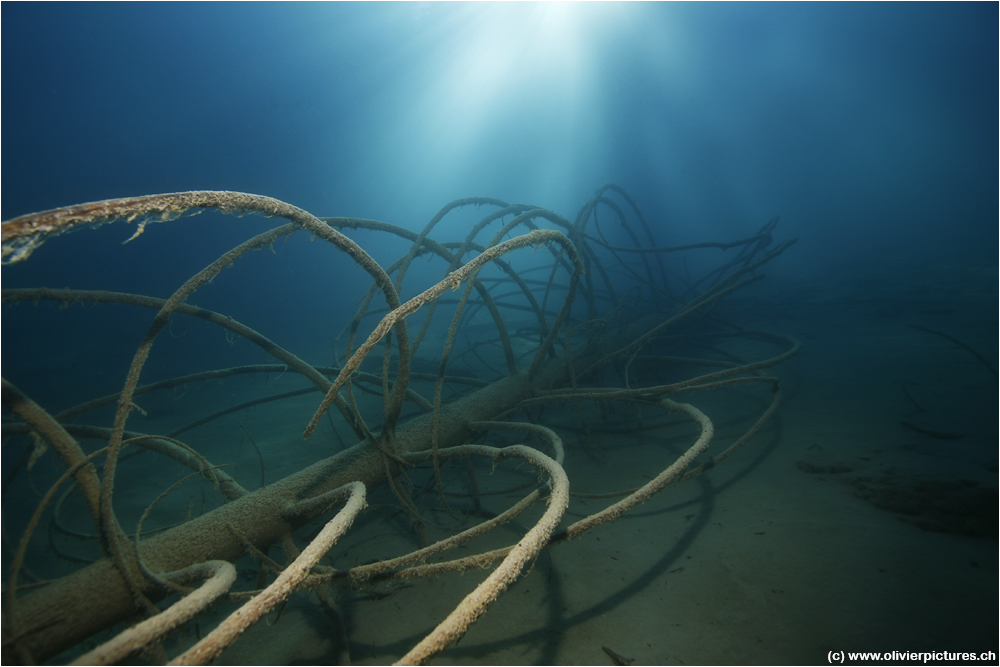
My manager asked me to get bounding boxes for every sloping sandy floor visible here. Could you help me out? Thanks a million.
[202,261,996,665]
[24,260,989,665]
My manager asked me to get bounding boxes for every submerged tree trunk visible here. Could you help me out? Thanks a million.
[10,355,571,663]
[3,188,796,664]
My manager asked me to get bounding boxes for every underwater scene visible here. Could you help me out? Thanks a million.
[1,3,996,665]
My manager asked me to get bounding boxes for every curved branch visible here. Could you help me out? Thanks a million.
[170,482,366,665]
[71,561,237,666]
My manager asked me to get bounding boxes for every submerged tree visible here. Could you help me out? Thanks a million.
[1,185,797,665]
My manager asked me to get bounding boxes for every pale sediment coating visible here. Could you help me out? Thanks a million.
[2,186,798,664]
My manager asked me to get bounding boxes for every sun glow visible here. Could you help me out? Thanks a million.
[344,2,681,214]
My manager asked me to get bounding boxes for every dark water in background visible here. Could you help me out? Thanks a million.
[1,3,996,664]
[1,0,995,422]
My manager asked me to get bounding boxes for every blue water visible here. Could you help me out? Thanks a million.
[1,3,996,665]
